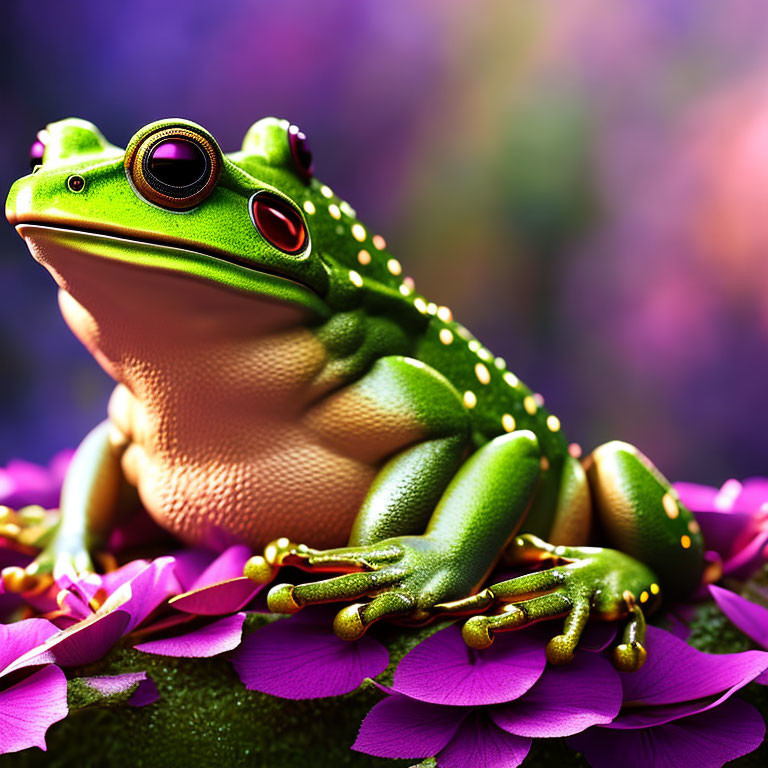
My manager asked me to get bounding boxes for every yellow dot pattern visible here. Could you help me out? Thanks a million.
[523,396,537,415]
[650,583,660,595]
[303,201,316,215]
[662,493,679,519]
[640,590,649,603]
[475,363,491,385]
[439,328,454,345]
[351,224,366,242]
[328,204,341,220]
[348,270,363,287]
[463,391,477,408]
[357,249,371,265]
[681,534,691,549]
[502,414,516,432]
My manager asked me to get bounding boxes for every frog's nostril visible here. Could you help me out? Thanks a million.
[29,138,45,171]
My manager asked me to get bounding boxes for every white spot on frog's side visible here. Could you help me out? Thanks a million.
[468,340,480,353]
[439,328,454,345]
[399,284,412,296]
[373,235,386,250]
[523,396,537,415]
[437,306,453,322]
[546,415,561,432]
[403,276,416,291]
[321,185,334,198]
[502,413,516,432]
[340,201,356,217]
[463,390,477,408]
[414,298,428,314]
[387,258,402,276]
[351,224,366,242]
[426,302,437,315]
[456,326,471,341]
[349,270,363,287]
[357,249,371,266]
[328,204,341,220]
[494,357,506,370]
[662,493,679,519]
[504,372,519,388]
[478,348,492,362]
[475,362,490,385]
[303,201,316,215]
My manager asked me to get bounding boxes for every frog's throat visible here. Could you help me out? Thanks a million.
[15,223,330,320]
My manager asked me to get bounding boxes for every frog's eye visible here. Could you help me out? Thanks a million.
[250,192,307,254]
[288,124,313,182]
[126,127,221,210]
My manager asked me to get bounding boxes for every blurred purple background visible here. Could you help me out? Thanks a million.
[2,0,768,484]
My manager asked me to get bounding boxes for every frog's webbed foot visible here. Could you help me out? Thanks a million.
[0,506,96,592]
[254,536,492,640]
[462,534,658,672]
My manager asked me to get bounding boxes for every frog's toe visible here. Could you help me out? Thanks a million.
[462,591,573,650]
[333,592,418,641]
[266,568,404,614]
[611,592,648,672]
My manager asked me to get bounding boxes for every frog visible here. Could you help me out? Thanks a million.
[4,117,705,672]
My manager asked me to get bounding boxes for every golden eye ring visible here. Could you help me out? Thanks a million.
[125,126,221,210]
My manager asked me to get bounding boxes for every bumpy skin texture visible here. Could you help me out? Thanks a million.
[4,117,705,666]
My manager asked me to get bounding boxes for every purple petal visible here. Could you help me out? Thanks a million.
[492,651,622,737]
[710,584,768,649]
[99,556,180,632]
[691,510,753,559]
[0,618,59,673]
[567,697,765,768]
[352,693,465,759]
[673,481,720,512]
[191,545,252,589]
[99,559,152,596]
[619,625,768,705]
[5,610,130,672]
[169,577,262,615]
[723,529,768,580]
[135,613,245,657]
[393,624,546,706]
[78,671,159,707]
[0,665,68,754]
[170,549,217,591]
[579,622,618,652]
[438,713,531,768]
[231,612,388,699]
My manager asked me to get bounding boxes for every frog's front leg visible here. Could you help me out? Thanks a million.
[2,419,128,590]
[258,356,543,638]
[463,441,704,671]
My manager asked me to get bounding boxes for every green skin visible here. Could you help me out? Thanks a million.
[4,117,705,672]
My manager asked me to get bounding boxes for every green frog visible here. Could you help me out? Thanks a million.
[4,117,705,672]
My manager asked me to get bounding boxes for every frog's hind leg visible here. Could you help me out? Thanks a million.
[584,440,704,602]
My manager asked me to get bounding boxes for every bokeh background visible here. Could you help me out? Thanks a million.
[2,0,768,485]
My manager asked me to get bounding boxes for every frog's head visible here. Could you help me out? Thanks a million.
[6,118,409,327]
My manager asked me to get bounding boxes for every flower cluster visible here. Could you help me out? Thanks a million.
[2,456,768,766]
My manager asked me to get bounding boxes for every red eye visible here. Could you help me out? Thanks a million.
[251,193,307,254]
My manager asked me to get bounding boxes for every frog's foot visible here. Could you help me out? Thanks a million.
[1,532,94,593]
[462,534,658,671]
[264,536,492,640]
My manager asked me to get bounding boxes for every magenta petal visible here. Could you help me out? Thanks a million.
[100,557,180,632]
[393,624,546,706]
[169,577,262,615]
[231,613,388,699]
[692,510,753,559]
[438,713,531,768]
[673,481,720,512]
[0,665,68,754]
[170,549,217,591]
[191,545,252,588]
[619,625,768,705]
[79,671,159,707]
[492,651,622,737]
[135,613,245,657]
[723,529,768,580]
[0,618,60,672]
[99,559,152,596]
[710,585,768,648]
[567,697,765,768]
[352,693,465,759]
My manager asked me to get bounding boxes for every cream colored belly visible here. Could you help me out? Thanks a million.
[118,415,376,551]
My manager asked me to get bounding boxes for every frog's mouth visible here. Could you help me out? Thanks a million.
[15,223,330,319]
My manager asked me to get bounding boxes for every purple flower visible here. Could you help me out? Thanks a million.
[0,617,68,754]
[567,625,768,768]
[0,451,72,510]
[231,608,389,699]
[675,477,768,579]
[353,623,622,767]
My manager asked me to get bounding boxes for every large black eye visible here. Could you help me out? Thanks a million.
[250,192,307,254]
[126,127,221,210]
[288,124,313,183]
